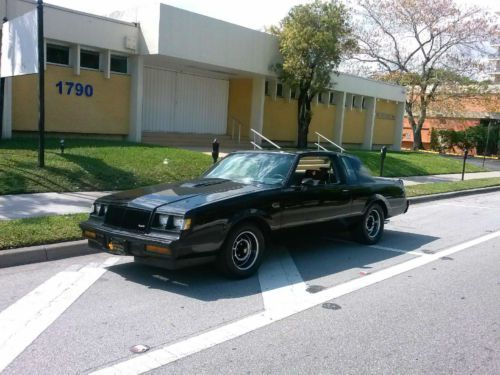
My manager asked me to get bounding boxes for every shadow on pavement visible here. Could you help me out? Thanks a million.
[106,223,439,301]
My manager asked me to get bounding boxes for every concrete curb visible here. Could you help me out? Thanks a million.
[409,185,500,205]
[0,240,98,269]
[0,186,499,269]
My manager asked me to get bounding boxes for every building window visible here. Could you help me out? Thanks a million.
[46,44,69,65]
[318,93,323,103]
[110,55,127,73]
[329,92,335,105]
[276,83,283,97]
[265,81,270,96]
[81,50,100,70]
[362,98,367,109]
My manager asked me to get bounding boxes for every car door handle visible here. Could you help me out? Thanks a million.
[342,189,349,193]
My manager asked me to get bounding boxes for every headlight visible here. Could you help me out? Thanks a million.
[92,203,107,216]
[153,214,191,231]
[172,216,184,230]
[158,214,169,227]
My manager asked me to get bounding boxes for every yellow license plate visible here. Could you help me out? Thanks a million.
[107,239,126,253]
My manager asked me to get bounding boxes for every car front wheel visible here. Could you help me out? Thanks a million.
[217,223,265,278]
[353,203,384,245]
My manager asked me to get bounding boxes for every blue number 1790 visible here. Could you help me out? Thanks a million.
[56,81,93,97]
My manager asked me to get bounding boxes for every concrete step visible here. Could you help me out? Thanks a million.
[142,132,251,151]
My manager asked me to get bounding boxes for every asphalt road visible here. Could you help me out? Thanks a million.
[0,192,499,374]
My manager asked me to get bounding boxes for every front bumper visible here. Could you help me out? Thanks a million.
[79,221,216,270]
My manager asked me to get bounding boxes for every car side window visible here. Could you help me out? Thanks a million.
[340,155,374,184]
[292,156,339,186]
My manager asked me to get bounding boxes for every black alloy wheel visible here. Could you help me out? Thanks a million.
[353,203,385,245]
[217,223,266,278]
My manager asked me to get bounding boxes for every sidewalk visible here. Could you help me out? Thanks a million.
[0,191,110,220]
[1,171,500,220]
[401,171,500,186]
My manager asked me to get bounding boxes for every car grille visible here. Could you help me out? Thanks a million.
[104,206,151,232]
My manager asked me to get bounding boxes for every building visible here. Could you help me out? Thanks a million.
[0,0,406,150]
[401,93,500,154]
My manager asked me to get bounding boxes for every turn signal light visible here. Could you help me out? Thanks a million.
[145,244,172,255]
[83,230,96,239]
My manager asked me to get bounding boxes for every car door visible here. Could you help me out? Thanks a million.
[279,154,351,229]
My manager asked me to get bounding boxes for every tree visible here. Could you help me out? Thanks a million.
[270,0,356,148]
[350,0,497,150]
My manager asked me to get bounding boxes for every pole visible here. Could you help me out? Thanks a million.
[461,148,468,181]
[0,17,7,141]
[37,0,45,168]
[482,120,491,168]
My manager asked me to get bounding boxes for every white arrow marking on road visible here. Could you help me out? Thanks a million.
[0,257,119,373]
[90,230,500,375]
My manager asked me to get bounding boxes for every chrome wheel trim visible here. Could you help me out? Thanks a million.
[365,208,381,239]
[231,230,259,271]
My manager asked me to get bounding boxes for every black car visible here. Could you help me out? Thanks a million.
[80,151,409,278]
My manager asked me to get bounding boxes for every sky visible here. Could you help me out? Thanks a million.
[44,0,500,31]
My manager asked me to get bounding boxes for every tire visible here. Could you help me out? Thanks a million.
[217,223,266,278]
[352,203,385,245]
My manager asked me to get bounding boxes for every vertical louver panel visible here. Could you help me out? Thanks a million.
[143,67,176,132]
[142,67,228,134]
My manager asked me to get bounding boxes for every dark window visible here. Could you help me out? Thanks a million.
[46,44,69,65]
[276,83,283,97]
[265,81,270,96]
[318,93,323,103]
[81,50,100,70]
[329,92,335,105]
[110,55,127,73]
[362,98,366,109]
[341,155,374,184]
[352,96,357,107]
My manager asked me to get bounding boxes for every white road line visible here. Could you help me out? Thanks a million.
[91,230,500,375]
[369,245,424,257]
[258,247,307,313]
[0,257,119,373]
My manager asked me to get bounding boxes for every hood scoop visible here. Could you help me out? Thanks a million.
[181,179,226,188]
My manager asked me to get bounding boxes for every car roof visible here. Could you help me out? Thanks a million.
[230,149,342,157]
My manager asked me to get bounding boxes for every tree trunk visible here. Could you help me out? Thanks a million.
[412,127,423,150]
[406,101,424,150]
[297,92,312,149]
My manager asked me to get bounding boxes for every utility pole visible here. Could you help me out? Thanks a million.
[37,0,45,167]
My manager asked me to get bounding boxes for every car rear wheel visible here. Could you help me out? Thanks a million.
[217,223,265,278]
[352,203,384,245]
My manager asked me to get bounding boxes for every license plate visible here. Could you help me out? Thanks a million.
[107,238,127,254]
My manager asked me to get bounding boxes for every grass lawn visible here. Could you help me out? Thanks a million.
[0,137,487,195]
[405,178,500,197]
[0,214,87,250]
[350,150,485,177]
[0,137,212,195]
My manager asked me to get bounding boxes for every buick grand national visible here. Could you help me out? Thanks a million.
[80,151,409,278]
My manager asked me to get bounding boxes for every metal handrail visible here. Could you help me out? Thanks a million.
[315,132,345,153]
[250,129,281,150]
[250,141,263,150]
[231,117,242,144]
[314,142,328,151]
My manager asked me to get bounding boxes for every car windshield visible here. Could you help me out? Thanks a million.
[203,153,295,185]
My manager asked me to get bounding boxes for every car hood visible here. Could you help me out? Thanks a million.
[98,178,271,212]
